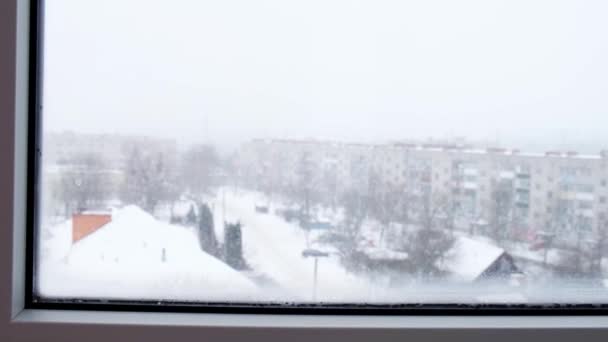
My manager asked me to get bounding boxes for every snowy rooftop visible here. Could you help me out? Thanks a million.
[438,237,505,282]
[249,139,608,161]
[38,205,258,301]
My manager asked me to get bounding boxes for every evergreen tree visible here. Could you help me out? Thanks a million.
[224,221,246,270]
[186,204,197,225]
[197,203,219,257]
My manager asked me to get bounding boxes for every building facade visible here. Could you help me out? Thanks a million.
[238,139,608,244]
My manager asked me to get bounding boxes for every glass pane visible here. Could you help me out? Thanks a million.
[37,0,608,305]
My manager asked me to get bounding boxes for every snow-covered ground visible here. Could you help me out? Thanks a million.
[38,205,258,302]
[205,188,534,303]
[39,189,575,304]
[209,189,372,302]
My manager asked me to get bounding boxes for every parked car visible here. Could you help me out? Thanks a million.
[275,208,299,222]
[254,205,269,214]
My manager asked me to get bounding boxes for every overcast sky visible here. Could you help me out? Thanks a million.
[43,0,608,152]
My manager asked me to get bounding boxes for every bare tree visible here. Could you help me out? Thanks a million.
[553,199,594,276]
[53,153,110,216]
[443,194,458,238]
[292,151,318,229]
[400,191,455,278]
[264,149,291,205]
[121,145,178,214]
[419,191,450,231]
[589,218,607,277]
[320,161,339,210]
[322,187,371,272]
[341,188,370,245]
[487,179,515,243]
[367,173,403,247]
[405,227,455,278]
[179,144,219,197]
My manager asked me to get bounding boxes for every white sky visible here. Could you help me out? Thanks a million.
[43,0,608,151]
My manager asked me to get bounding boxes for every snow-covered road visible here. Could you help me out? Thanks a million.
[211,189,371,302]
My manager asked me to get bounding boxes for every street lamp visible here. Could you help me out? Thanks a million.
[302,248,330,301]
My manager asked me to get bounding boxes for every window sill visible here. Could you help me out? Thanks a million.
[13,309,608,329]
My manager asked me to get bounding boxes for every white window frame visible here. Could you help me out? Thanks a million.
[2,1,608,340]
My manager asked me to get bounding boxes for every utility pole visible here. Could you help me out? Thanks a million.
[302,249,329,301]
[222,187,226,225]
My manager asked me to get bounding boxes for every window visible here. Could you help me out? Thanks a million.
[14,0,608,327]
[579,201,593,210]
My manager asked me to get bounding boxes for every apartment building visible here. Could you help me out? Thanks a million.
[239,139,608,242]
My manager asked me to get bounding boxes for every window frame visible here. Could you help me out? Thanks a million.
[3,0,608,340]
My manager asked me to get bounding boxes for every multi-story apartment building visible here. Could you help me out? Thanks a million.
[238,139,608,243]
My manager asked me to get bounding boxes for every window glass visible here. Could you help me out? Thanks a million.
[37,0,608,306]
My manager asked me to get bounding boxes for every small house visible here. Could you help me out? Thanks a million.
[437,237,520,282]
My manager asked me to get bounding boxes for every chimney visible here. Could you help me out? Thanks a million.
[72,212,112,243]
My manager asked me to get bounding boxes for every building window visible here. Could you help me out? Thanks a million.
[579,201,593,210]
